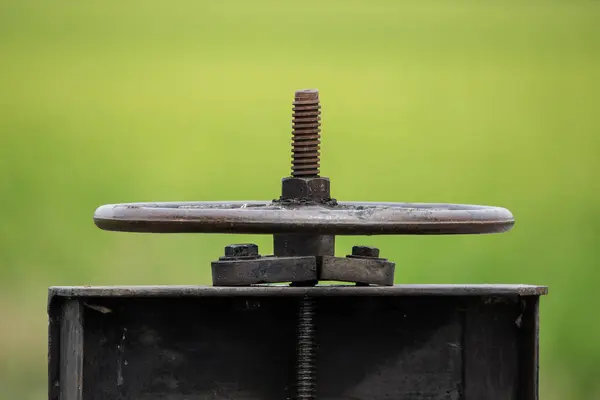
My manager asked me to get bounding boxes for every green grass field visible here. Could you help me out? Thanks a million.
[1,0,599,398]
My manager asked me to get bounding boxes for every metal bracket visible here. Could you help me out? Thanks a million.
[211,256,317,286]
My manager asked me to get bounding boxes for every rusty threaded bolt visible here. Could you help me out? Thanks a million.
[292,89,321,177]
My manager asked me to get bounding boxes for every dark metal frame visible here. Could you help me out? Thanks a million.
[48,285,547,400]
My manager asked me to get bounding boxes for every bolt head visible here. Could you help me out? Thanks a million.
[351,246,380,258]
[224,244,259,258]
[281,177,330,200]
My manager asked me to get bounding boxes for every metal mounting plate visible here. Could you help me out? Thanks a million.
[94,201,514,235]
[48,284,548,298]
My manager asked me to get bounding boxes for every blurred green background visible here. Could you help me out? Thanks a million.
[1,0,599,398]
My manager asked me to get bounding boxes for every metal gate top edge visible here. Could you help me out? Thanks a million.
[48,284,548,299]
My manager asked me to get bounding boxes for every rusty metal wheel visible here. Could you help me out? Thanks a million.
[94,201,513,235]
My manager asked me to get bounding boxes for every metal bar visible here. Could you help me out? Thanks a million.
[49,284,548,299]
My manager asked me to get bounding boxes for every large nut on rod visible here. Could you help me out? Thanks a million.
[280,177,332,202]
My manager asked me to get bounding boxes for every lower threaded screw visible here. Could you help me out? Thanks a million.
[296,296,316,400]
[292,89,321,177]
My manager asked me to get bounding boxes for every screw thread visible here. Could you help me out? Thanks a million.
[292,89,321,177]
[296,296,316,400]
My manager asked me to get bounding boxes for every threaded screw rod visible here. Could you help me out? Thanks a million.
[292,89,321,177]
[291,89,320,399]
[296,296,316,400]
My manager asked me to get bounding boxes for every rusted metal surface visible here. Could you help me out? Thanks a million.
[279,177,332,202]
[94,201,514,235]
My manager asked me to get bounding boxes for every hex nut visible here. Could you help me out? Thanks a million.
[350,246,380,259]
[281,177,330,201]
[221,244,260,260]
[274,234,335,257]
